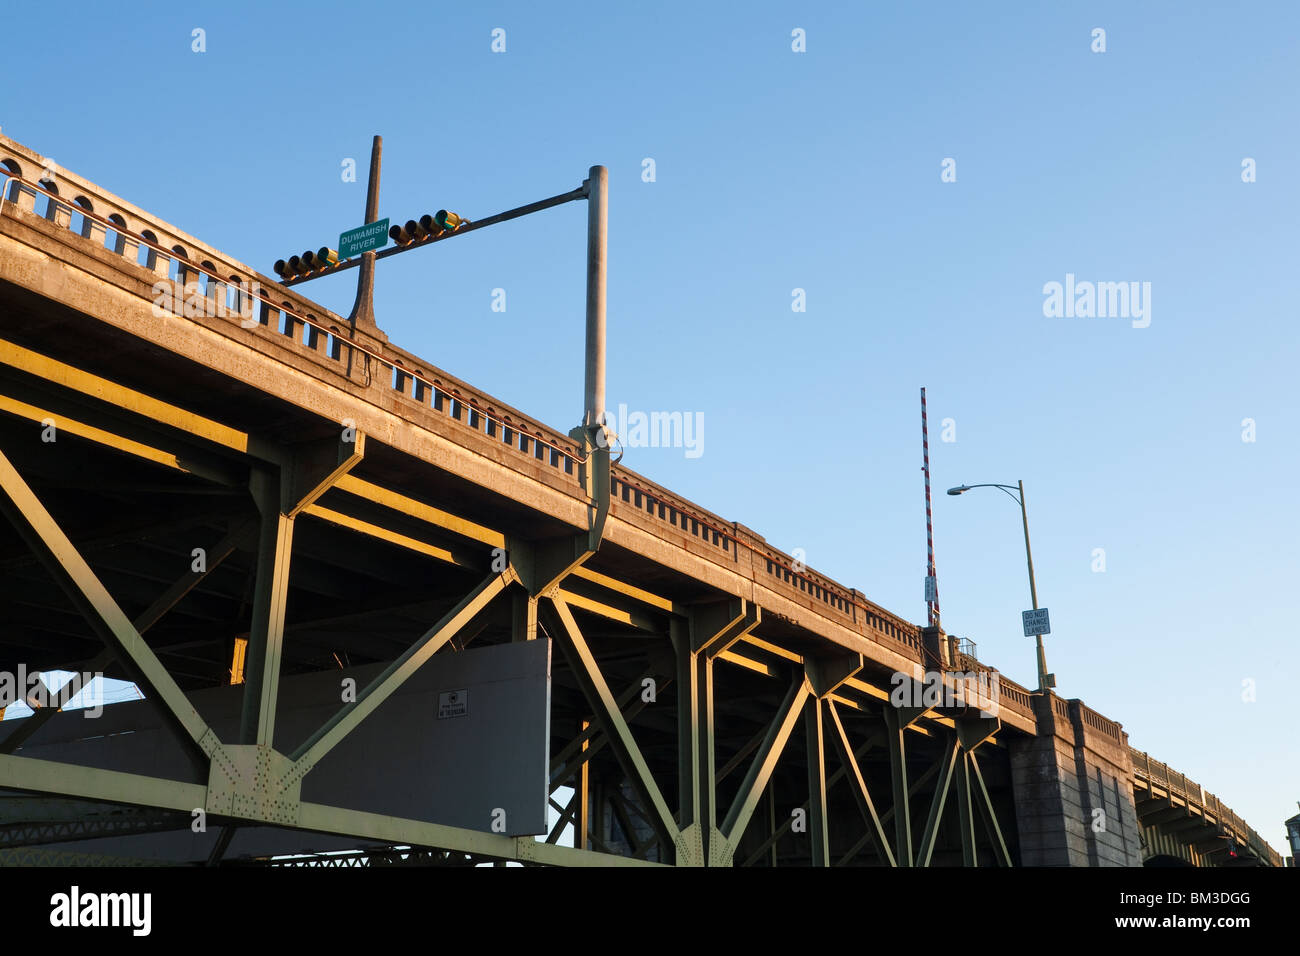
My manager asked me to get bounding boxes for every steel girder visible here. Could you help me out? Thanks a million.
[0,342,1022,868]
[0,438,654,867]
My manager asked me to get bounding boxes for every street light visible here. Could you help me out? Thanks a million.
[948,480,1054,692]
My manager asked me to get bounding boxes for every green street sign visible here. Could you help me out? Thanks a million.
[338,218,390,258]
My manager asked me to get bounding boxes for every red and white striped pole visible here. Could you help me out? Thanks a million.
[921,387,940,628]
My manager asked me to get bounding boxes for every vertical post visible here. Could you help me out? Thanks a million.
[239,469,294,747]
[583,165,608,430]
[674,619,700,830]
[696,653,715,849]
[805,697,829,866]
[511,590,537,641]
[576,165,611,551]
[675,614,716,866]
[884,707,914,866]
[347,135,383,331]
[577,719,590,851]
[956,753,978,866]
[1019,479,1048,690]
[920,387,940,628]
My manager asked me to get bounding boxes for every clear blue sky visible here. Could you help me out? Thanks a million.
[3,0,1296,853]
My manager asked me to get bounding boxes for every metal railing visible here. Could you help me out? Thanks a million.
[1130,746,1282,866]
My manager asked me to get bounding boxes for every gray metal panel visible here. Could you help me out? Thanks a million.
[3,639,550,861]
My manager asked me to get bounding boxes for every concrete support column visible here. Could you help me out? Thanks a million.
[1008,693,1142,866]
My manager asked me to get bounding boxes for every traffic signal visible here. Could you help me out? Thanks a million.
[389,211,469,246]
[274,247,340,279]
[435,209,465,231]
[273,254,302,278]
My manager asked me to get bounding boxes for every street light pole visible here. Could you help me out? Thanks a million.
[948,480,1052,692]
[1015,479,1049,691]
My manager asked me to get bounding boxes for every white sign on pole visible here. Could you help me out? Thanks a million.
[924,576,937,603]
[1022,608,1051,637]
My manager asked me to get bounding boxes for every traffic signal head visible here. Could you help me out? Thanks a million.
[274,247,341,280]
[389,210,467,247]
[434,209,465,231]
[390,222,420,244]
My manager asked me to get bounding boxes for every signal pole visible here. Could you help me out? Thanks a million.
[583,165,607,432]
[270,140,613,551]
[347,135,383,332]
[576,166,610,550]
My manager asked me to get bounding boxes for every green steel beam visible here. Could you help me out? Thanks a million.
[969,753,1013,866]
[0,847,176,866]
[0,380,247,488]
[826,700,895,866]
[715,722,766,787]
[546,790,580,844]
[0,809,192,848]
[720,676,809,857]
[239,469,295,747]
[739,729,885,867]
[0,751,207,812]
[549,594,681,851]
[549,655,671,786]
[692,599,760,658]
[289,568,517,772]
[955,751,978,866]
[0,519,252,755]
[805,696,829,866]
[831,759,944,867]
[295,800,658,867]
[512,589,538,642]
[239,437,364,749]
[678,602,760,866]
[915,735,960,867]
[673,617,702,832]
[0,446,217,756]
[884,706,924,866]
[694,648,716,858]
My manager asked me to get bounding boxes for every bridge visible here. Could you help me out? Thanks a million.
[0,133,1282,867]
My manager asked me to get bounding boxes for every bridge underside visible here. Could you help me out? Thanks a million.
[0,145,1278,867]
[0,285,1022,867]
